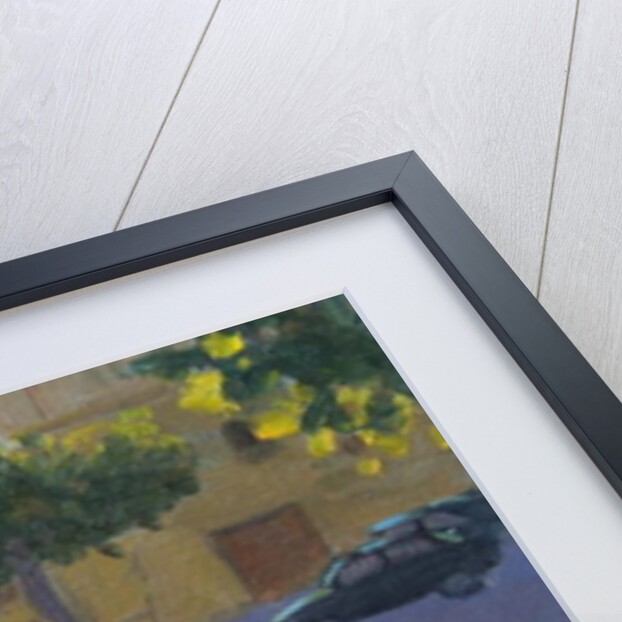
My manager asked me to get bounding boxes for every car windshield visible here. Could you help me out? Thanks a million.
[421,511,469,531]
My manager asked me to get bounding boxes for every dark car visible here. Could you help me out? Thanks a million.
[272,489,505,622]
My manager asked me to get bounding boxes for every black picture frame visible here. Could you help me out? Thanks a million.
[1,151,620,500]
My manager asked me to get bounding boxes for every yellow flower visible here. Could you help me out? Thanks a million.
[109,408,184,449]
[111,407,158,438]
[392,393,417,433]
[307,428,337,457]
[5,449,30,465]
[201,332,245,359]
[429,425,449,450]
[397,411,415,435]
[356,457,383,476]
[335,385,372,426]
[392,393,415,411]
[178,370,240,415]
[63,421,109,452]
[354,430,409,456]
[335,386,373,409]
[112,408,162,445]
[60,408,179,453]
[349,410,368,427]
[252,411,300,440]
[252,398,304,440]
[373,433,409,457]
[40,434,57,451]
[288,382,314,404]
[111,406,184,449]
[356,429,378,446]
[235,356,252,370]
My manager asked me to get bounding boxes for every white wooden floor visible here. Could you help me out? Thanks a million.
[1,1,620,399]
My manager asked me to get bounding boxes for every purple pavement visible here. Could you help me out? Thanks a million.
[228,536,570,622]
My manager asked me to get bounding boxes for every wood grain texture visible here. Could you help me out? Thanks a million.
[539,0,622,400]
[119,0,576,290]
[0,0,218,262]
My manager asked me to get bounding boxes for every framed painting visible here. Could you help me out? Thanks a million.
[0,152,619,621]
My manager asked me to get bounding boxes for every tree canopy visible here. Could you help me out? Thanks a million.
[0,407,198,585]
[129,297,447,474]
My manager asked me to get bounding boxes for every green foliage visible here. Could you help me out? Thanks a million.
[131,297,409,399]
[128,297,426,465]
[0,409,198,584]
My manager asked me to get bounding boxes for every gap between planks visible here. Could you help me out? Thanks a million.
[113,0,225,231]
[535,0,581,299]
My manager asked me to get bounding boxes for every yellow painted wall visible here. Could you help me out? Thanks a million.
[0,380,471,622]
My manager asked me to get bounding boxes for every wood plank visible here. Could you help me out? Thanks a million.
[119,0,576,290]
[0,0,218,262]
[539,1,622,400]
